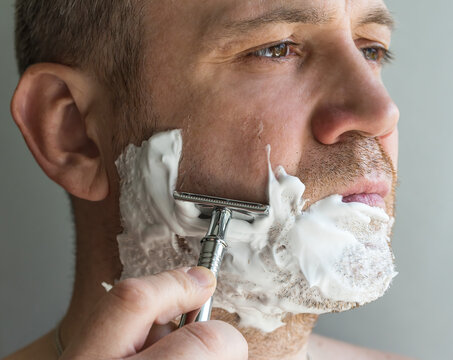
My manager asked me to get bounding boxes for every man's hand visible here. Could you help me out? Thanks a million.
[61,267,248,360]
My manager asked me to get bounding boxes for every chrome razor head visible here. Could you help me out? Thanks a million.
[173,191,269,220]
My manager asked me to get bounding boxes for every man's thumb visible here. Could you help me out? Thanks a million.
[61,267,216,359]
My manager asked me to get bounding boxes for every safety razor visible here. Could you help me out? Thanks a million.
[173,191,269,326]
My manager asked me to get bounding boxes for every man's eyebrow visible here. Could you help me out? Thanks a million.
[203,6,394,49]
[358,7,395,31]
[218,7,334,36]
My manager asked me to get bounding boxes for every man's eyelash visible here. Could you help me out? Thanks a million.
[240,42,394,67]
[244,41,299,61]
[362,46,395,65]
[382,48,395,64]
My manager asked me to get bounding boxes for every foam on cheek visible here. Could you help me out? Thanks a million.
[116,130,397,332]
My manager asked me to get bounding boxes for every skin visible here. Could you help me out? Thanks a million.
[6,0,412,359]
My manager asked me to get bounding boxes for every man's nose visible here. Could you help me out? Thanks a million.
[310,45,400,145]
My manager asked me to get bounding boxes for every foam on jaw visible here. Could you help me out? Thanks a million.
[116,130,397,332]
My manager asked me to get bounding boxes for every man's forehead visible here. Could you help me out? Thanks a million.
[144,0,393,48]
[197,0,392,32]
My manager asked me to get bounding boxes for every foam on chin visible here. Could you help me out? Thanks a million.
[116,130,397,332]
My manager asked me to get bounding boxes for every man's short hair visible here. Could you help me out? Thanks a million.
[15,0,146,127]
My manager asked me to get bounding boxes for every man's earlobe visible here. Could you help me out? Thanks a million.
[10,63,109,201]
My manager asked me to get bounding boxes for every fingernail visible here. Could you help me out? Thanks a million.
[187,266,216,287]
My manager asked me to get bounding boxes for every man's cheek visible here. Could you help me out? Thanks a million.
[175,112,305,203]
[200,85,310,160]
[177,117,270,203]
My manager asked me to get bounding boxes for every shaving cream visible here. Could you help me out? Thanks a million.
[116,130,397,332]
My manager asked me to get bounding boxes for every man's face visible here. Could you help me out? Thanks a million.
[138,0,399,215]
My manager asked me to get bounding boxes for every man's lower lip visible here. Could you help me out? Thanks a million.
[342,193,386,209]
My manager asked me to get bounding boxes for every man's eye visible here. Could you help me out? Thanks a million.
[362,46,394,65]
[250,42,296,59]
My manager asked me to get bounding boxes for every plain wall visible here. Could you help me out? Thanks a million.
[1,1,451,359]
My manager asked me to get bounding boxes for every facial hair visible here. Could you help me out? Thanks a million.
[115,130,397,333]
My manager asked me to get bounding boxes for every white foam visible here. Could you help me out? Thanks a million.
[116,130,397,332]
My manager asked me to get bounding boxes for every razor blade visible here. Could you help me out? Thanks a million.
[174,191,269,220]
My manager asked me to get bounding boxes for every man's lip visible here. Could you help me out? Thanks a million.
[340,180,390,209]
[342,193,386,209]
[341,180,390,199]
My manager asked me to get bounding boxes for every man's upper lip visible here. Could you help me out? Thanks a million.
[341,179,390,199]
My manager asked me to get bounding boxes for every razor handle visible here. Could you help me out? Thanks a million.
[179,207,232,326]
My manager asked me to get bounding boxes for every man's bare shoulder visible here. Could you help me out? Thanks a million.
[308,333,415,360]
[2,331,57,360]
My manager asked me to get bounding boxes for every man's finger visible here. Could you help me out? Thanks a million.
[136,320,248,360]
[62,267,216,359]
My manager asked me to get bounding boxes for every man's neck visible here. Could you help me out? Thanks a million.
[60,197,317,360]
[212,308,317,360]
[60,196,122,352]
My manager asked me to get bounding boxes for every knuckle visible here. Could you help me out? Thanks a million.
[183,321,247,357]
[154,270,195,318]
[109,278,152,313]
[158,269,194,296]
[184,323,225,355]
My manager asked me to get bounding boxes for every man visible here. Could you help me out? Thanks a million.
[5,0,410,359]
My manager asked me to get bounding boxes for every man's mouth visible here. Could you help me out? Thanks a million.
[341,180,390,210]
[342,193,386,209]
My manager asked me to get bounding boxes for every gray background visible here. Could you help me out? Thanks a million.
[0,1,451,359]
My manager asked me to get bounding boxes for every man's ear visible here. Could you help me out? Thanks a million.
[11,63,109,201]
